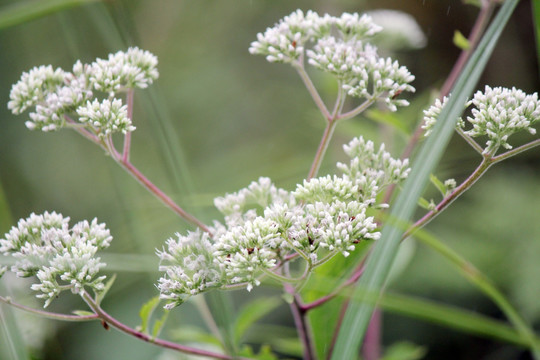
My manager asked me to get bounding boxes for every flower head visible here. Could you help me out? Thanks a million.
[0,212,112,307]
[77,98,135,138]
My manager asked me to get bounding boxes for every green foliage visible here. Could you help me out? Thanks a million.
[331,0,521,358]
[0,0,99,30]
[453,30,470,50]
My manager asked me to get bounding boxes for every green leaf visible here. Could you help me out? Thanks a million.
[330,1,520,358]
[417,197,433,210]
[138,296,160,334]
[281,292,294,304]
[380,342,427,360]
[0,0,100,30]
[95,273,116,306]
[234,297,281,344]
[72,310,95,317]
[429,174,446,196]
[453,30,471,50]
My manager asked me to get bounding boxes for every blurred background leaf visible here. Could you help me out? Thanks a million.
[0,0,539,359]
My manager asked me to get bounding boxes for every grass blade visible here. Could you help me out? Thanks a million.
[0,0,100,30]
[330,1,520,359]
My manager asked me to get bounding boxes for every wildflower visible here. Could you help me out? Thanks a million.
[77,98,135,138]
[0,212,112,307]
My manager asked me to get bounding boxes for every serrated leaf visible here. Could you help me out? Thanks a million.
[95,273,116,306]
[429,174,447,196]
[453,30,471,50]
[234,297,281,344]
[72,310,95,317]
[138,296,160,334]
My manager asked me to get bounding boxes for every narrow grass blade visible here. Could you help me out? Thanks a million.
[331,1,520,358]
[0,0,99,30]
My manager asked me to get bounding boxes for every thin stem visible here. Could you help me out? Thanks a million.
[263,268,303,284]
[397,0,496,164]
[294,62,331,120]
[337,97,376,121]
[0,295,99,322]
[284,283,316,360]
[456,127,484,154]
[301,262,365,312]
[492,139,540,163]
[331,81,344,118]
[439,1,496,98]
[122,89,134,162]
[67,115,210,233]
[307,121,337,180]
[362,310,381,360]
[79,291,246,360]
[109,152,211,234]
[404,156,493,239]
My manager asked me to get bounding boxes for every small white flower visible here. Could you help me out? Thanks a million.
[77,98,134,137]
[334,12,382,40]
[0,212,112,307]
[466,86,540,154]
[8,65,68,115]
[88,47,159,95]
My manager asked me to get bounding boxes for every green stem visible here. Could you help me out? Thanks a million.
[404,156,493,238]
[337,97,376,121]
[294,62,331,120]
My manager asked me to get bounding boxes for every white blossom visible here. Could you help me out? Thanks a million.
[334,12,382,40]
[157,137,409,308]
[157,230,222,309]
[8,65,68,115]
[423,86,540,155]
[466,86,540,154]
[77,98,135,138]
[89,47,159,95]
[0,212,112,307]
[248,10,333,64]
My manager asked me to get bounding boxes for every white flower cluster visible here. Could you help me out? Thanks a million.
[250,9,416,111]
[422,86,540,154]
[8,47,158,137]
[77,98,134,136]
[157,138,409,309]
[0,212,112,307]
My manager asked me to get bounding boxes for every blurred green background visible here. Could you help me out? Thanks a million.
[0,0,539,359]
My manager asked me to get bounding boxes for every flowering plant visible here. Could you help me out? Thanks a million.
[1,2,540,360]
